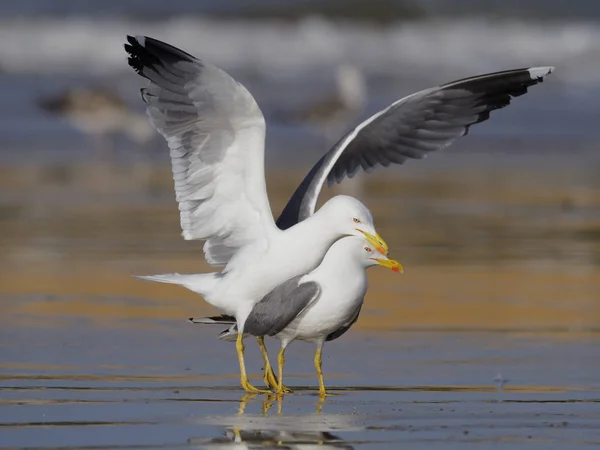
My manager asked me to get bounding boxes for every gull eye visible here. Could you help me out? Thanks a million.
[364,246,372,253]
[353,218,361,223]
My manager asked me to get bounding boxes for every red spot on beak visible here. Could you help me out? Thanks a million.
[392,266,400,272]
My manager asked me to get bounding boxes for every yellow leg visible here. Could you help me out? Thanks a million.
[314,346,327,397]
[257,337,291,392]
[236,333,269,394]
[275,347,288,395]
[257,337,278,389]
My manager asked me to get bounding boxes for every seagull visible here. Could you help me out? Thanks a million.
[39,87,154,155]
[191,236,402,396]
[125,36,388,394]
[124,35,553,393]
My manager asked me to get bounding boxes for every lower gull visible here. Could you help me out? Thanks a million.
[191,236,402,396]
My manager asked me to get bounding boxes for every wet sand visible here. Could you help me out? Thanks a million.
[1,160,599,448]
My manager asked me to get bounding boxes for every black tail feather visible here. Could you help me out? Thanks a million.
[188,314,236,324]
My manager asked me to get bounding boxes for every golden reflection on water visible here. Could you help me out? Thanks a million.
[0,162,598,331]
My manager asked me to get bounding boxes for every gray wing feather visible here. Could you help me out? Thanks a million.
[244,276,321,337]
[276,67,553,229]
[325,304,362,342]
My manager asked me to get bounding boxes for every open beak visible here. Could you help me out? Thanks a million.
[356,229,389,256]
[372,257,403,273]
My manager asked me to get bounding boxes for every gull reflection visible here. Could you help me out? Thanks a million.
[192,394,357,449]
[191,428,354,449]
[237,393,327,416]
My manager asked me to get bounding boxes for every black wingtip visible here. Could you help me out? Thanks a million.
[125,34,139,48]
[211,314,236,322]
[124,35,198,79]
[124,35,148,76]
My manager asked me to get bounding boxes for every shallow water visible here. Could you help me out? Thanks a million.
[1,155,599,449]
[2,326,599,449]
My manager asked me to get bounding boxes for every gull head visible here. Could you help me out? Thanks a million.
[335,237,402,272]
[367,245,403,272]
[320,195,388,255]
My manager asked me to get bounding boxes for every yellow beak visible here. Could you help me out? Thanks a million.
[356,229,389,256]
[372,257,403,273]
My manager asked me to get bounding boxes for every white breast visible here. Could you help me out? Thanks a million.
[277,264,368,345]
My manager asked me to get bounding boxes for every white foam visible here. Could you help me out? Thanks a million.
[1,17,598,85]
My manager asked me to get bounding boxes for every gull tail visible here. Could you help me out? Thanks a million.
[189,314,236,325]
[134,272,219,297]
[189,315,240,342]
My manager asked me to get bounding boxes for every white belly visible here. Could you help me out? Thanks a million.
[276,273,367,345]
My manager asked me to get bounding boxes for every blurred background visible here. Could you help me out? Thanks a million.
[1,1,599,448]
[1,0,598,328]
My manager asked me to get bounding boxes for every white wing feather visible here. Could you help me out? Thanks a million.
[126,36,276,266]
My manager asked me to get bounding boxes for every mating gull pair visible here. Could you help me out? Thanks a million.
[125,35,553,394]
[192,236,402,396]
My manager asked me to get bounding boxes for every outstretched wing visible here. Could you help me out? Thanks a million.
[125,36,276,265]
[277,67,554,229]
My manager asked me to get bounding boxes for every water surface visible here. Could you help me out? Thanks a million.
[1,156,599,448]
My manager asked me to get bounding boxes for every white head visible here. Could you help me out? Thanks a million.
[329,236,403,272]
[318,195,388,255]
